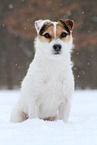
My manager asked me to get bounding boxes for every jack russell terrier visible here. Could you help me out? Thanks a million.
[10,19,74,123]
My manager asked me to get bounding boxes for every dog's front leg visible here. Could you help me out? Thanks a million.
[59,99,71,123]
[28,101,39,119]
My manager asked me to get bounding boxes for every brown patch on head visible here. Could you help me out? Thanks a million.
[56,19,74,42]
[38,19,74,43]
[56,21,70,42]
[38,22,54,43]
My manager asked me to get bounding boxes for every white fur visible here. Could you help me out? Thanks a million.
[53,22,57,39]
[10,20,74,123]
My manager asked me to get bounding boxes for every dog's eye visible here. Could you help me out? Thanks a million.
[60,32,68,38]
[43,33,51,38]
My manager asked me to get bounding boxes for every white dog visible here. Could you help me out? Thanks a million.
[10,19,74,123]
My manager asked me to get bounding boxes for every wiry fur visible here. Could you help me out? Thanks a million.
[10,19,74,123]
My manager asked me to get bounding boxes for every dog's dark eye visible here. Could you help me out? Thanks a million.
[60,32,68,38]
[43,33,51,38]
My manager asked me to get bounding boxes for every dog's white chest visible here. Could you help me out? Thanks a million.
[36,66,69,118]
[39,81,63,117]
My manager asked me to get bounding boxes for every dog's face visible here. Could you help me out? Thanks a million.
[35,19,74,59]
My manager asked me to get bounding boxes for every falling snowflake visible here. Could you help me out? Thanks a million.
[8,4,13,9]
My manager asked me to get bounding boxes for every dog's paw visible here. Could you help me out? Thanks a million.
[43,114,58,121]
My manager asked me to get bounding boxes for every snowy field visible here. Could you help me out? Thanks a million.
[0,90,97,145]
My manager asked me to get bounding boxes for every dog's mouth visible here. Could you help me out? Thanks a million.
[53,51,61,55]
[54,52,60,55]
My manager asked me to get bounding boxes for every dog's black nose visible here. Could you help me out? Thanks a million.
[53,44,61,52]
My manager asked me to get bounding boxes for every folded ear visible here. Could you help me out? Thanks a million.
[35,19,51,34]
[59,19,74,30]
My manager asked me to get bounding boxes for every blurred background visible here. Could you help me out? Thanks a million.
[0,0,97,89]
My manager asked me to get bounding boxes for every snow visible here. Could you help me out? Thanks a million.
[8,4,13,9]
[0,90,97,145]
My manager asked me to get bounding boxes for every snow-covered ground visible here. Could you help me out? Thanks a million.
[0,90,97,145]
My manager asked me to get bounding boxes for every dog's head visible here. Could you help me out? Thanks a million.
[34,19,74,59]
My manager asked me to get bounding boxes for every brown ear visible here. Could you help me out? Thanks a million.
[59,19,74,30]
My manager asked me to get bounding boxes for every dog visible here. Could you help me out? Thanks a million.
[10,19,74,123]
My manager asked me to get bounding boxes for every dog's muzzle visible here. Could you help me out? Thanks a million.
[53,44,61,54]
